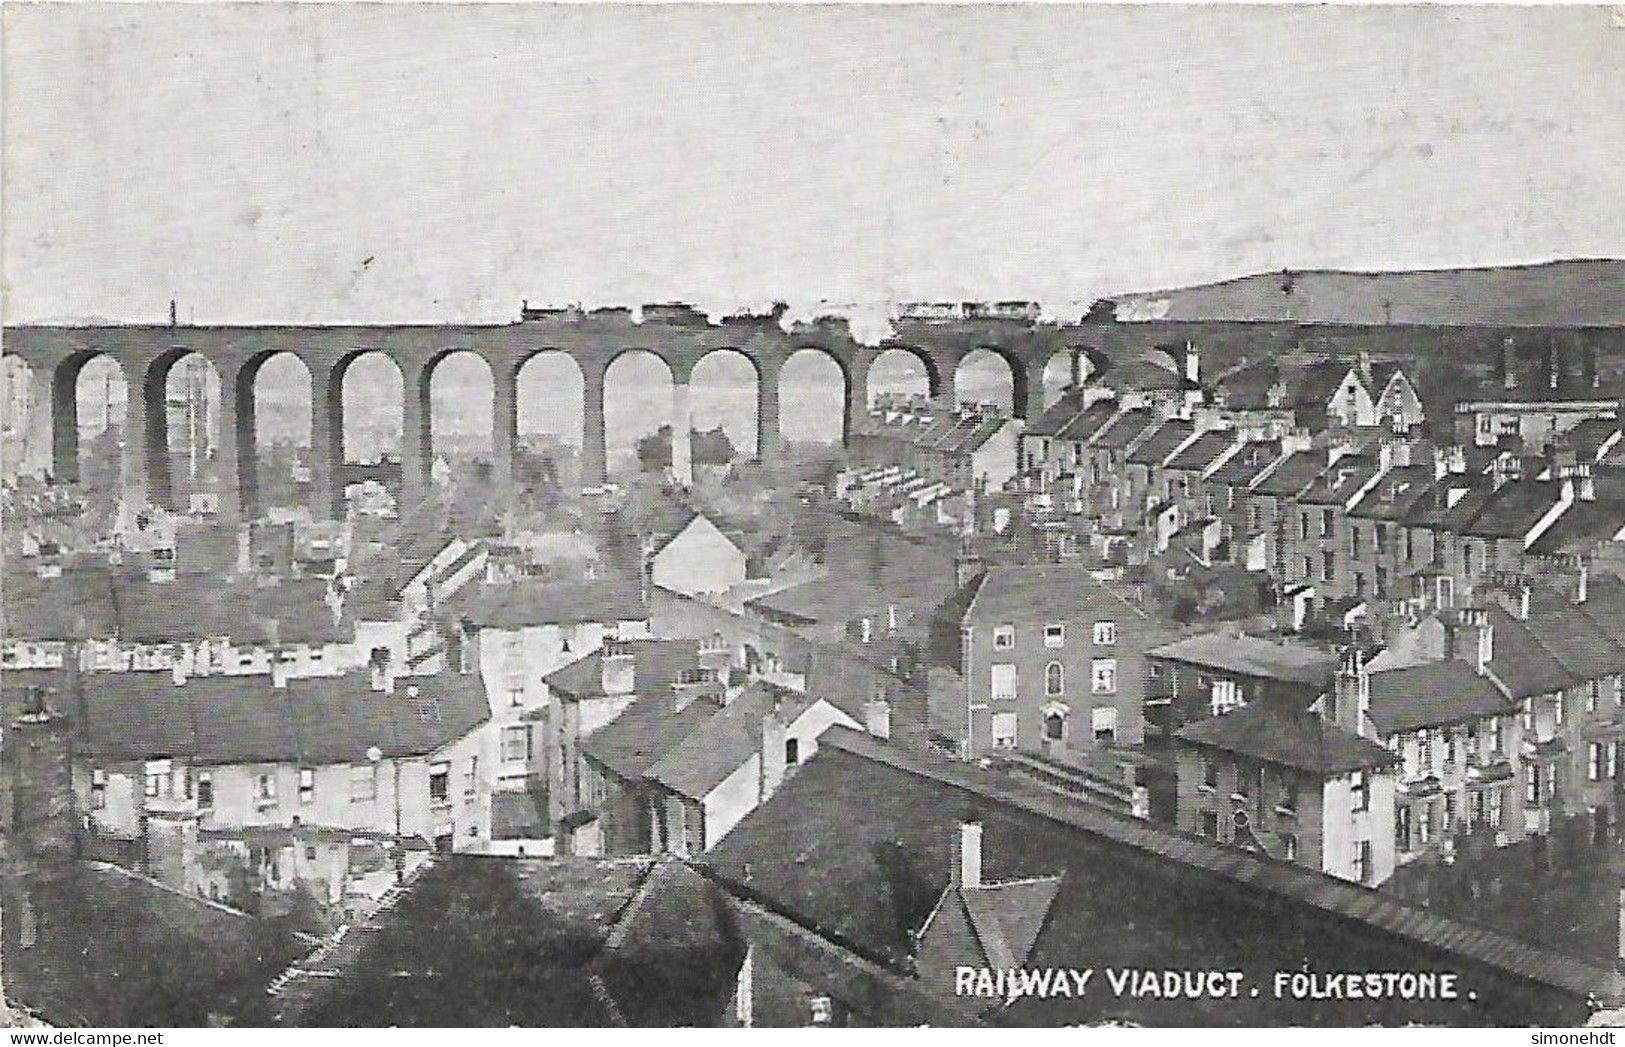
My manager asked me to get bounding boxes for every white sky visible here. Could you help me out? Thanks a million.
[5,3,1623,326]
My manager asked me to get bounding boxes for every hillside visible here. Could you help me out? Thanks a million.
[1111,259,1625,327]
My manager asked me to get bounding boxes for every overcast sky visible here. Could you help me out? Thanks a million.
[5,3,1623,328]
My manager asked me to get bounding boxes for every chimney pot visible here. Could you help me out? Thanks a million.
[956,821,984,889]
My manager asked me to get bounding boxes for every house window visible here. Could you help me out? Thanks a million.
[1043,711,1065,742]
[1093,621,1117,646]
[1554,694,1564,727]
[299,768,315,804]
[991,713,1018,751]
[1210,678,1243,716]
[1350,770,1368,812]
[91,769,108,810]
[196,770,212,808]
[1609,742,1620,779]
[1587,680,1599,714]
[786,738,801,765]
[144,759,173,799]
[1488,788,1504,829]
[350,764,377,802]
[465,756,479,796]
[256,772,277,805]
[1352,841,1372,884]
[1200,810,1219,838]
[1278,775,1299,814]
[1091,707,1118,744]
[1417,730,1432,772]
[1321,509,1334,537]
[509,686,525,709]
[1281,833,1298,862]
[1044,624,1066,648]
[429,761,451,804]
[1487,716,1503,754]
[1044,662,1065,697]
[809,996,834,1027]
[1396,806,1412,851]
[993,625,1016,651]
[1091,659,1117,695]
[1202,756,1218,791]
[991,663,1019,701]
[502,725,532,764]
[1526,765,1543,805]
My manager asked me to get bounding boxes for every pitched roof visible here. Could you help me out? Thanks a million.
[1461,480,1564,539]
[1528,499,1625,555]
[1176,703,1399,775]
[543,639,701,702]
[1484,608,1575,698]
[1519,589,1625,684]
[1089,409,1156,451]
[1146,633,1335,686]
[1164,430,1235,473]
[1250,451,1326,498]
[1297,455,1382,506]
[1054,400,1119,443]
[964,563,1151,625]
[703,728,1624,1020]
[1366,661,1516,735]
[580,687,726,782]
[1125,419,1195,466]
[1348,465,1436,521]
[68,670,488,765]
[1206,440,1283,487]
[454,576,646,629]
[647,682,820,800]
[1024,390,1090,438]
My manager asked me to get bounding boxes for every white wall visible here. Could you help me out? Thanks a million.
[651,516,748,596]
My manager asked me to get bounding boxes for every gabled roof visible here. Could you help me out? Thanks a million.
[1366,661,1516,735]
[963,563,1151,625]
[647,681,823,800]
[1298,454,1382,506]
[1163,430,1235,473]
[1054,400,1119,443]
[1089,409,1156,451]
[1125,419,1195,466]
[543,638,701,702]
[1250,451,1326,498]
[454,576,646,629]
[1205,440,1283,487]
[1024,390,1091,438]
[580,687,726,783]
[1482,608,1574,698]
[1520,589,1625,684]
[1348,465,1436,521]
[1146,632,1335,687]
[68,670,488,765]
[1462,480,1565,539]
[1176,702,1399,775]
[1528,499,1625,555]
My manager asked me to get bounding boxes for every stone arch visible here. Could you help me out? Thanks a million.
[780,347,848,446]
[514,350,585,494]
[50,352,128,490]
[424,349,494,463]
[690,348,759,460]
[867,347,937,406]
[144,350,223,511]
[956,347,1022,414]
[604,349,675,478]
[237,351,312,518]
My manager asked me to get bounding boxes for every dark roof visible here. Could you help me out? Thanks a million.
[1297,455,1382,506]
[1366,661,1516,735]
[1101,357,1185,392]
[1281,359,1358,409]
[647,682,820,800]
[1527,499,1624,555]
[1024,390,1090,438]
[455,577,646,629]
[964,563,1151,626]
[491,791,544,839]
[1089,409,1156,451]
[1250,451,1326,498]
[1176,703,1399,775]
[703,728,1624,1021]
[1163,430,1235,473]
[1461,480,1564,539]
[580,688,725,782]
[1519,589,1625,684]
[1205,440,1283,487]
[1214,359,1279,409]
[69,670,488,765]
[1125,419,1195,466]
[1348,465,1436,521]
[1562,417,1622,461]
[1054,400,1119,443]
[543,639,701,702]
[1146,633,1335,686]
[1484,608,1576,698]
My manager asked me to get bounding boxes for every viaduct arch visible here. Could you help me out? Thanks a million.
[2,304,1124,520]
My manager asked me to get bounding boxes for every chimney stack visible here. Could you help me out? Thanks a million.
[1332,647,1370,738]
[271,653,290,689]
[1576,561,1590,605]
[1184,342,1201,385]
[760,709,788,800]
[954,821,984,889]
[370,647,395,694]
[860,617,872,644]
[864,692,892,741]
[601,646,636,696]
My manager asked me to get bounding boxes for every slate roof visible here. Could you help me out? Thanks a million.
[1176,703,1399,775]
[1365,661,1516,735]
[454,577,646,629]
[1024,390,1090,438]
[1461,480,1564,539]
[1164,430,1236,473]
[1298,455,1382,506]
[580,688,726,783]
[1528,499,1625,555]
[1214,359,1279,410]
[68,670,488,765]
[1146,633,1335,686]
[1484,608,1576,698]
[1519,589,1625,684]
[646,682,821,801]
[1250,451,1326,498]
[964,563,1151,625]
[1562,417,1622,462]
[1205,440,1283,487]
[702,728,1624,1022]
[1348,465,1436,521]
[1125,419,1196,466]
[1089,409,1156,451]
[543,639,702,702]
[1054,400,1120,443]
